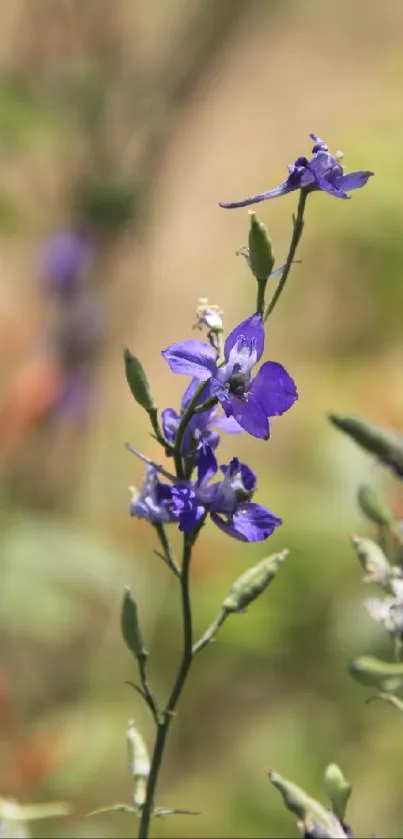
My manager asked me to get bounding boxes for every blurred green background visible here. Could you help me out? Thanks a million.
[1,0,403,836]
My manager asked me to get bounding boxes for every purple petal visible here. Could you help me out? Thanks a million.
[210,503,281,542]
[307,166,349,199]
[214,415,243,434]
[335,170,374,192]
[162,340,217,380]
[224,313,264,363]
[231,503,282,541]
[252,362,298,417]
[210,378,234,416]
[180,377,210,411]
[309,133,329,153]
[196,442,218,486]
[171,485,205,532]
[161,408,179,445]
[240,463,256,492]
[230,395,270,439]
[219,178,297,209]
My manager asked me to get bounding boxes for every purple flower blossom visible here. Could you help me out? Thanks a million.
[172,455,282,541]
[162,313,297,440]
[130,465,176,525]
[127,445,281,542]
[219,133,373,208]
[162,378,241,471]
[41,230,93,295]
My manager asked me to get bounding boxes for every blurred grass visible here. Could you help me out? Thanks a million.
[0,0,403,837]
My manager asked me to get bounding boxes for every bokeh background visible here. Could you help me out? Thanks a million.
[1,0,403,837]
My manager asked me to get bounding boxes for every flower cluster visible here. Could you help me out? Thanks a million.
[129,311,298,543]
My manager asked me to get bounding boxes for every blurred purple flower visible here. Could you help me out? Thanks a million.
[41,230,93,295]
[219,133,373,208]
[162,313,297,440]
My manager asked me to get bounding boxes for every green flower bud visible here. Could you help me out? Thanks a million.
[349,534,392,590]
[267,770,346,838]
[348,655,403,692]
[222,550,288,614]
[357,485,394,527]
[121,587,148,663]
[328,413,403,478]
[126,720,150,807]
[323,764,351,822]
[124,348,156,415]
[248,212,275,282]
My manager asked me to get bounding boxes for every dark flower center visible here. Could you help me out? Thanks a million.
[228,371,247,395]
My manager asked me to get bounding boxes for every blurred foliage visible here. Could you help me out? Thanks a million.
[0,1,403,838]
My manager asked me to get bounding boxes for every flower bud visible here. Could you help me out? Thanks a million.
[222,550,288,614]
[121,587,148,663]
[328,413,403,478]
[248,212,275,282]
[357,485,394,527]
[124,348,156,415]
[348,655,403,692]
[126,720,150,807]
[323,764,351,822]
[267,770,346,838]
[349,534,392,590]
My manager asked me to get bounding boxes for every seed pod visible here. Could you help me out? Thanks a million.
[121,587,148,663]
[349,534,392,590]
[222,551,288,614]
[267,770,346,838]
[328,413,403,478]
[357,485,395,527]
[127,720,150,807]
[323,764,351,822]
[248,212,275,282]
[348,655,403,692]
[124,348,156,415]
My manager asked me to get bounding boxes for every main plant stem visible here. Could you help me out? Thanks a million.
[138,533,194,839]
[264,189,307,321]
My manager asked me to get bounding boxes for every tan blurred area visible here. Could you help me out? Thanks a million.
[0,1,403,837]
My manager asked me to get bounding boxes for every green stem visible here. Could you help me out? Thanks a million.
[193,395,218,414]
[148,408,173,452]
[173,381,207,478]
[193,608,228,655]
[153,523,180,578]
[138,533,194,839]
[138,656,159,723]
[256,279,267,317]
[264,190,308,321]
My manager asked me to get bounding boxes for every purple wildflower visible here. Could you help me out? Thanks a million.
[127,445,281,542]
[219,133,373,208]
[41,230,93,295]
[130,465,176,525]
[172,455,281,541]
[162,313,298,440]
